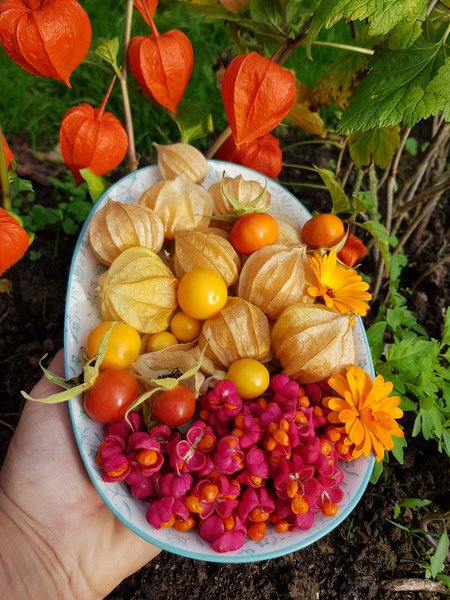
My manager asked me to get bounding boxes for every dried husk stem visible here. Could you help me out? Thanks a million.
[88,199,164,265]
[271,304,355,383]
[97,247,178,334]
[199,297,272,369]
[237,243,309,320]
[174,227,241,287]
[139,173,213,239]
[154,142,208,183]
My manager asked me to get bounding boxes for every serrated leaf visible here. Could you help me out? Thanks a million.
[356,220,391,274]
[313,166,350,213]
[306,0,426,58]
[80,168,109,202]
[338,38,447,134]
[412,413,421,437]
[95,37,120,69]
[443,431,450,457]
[366,321,386,362]
[370,459,383,484]
[442,307,450,347]
[312,52,368,110]
[400,396,418,411]
[388,18,423,49]
[430,530,449,578]
[386,338,436,377]
[420,408,433,439]
[288,80,326,137]
[391,433,407,464]
[351,191,374,214]
[349,126,400,169]
[171,99,213,144]
[398,498,432,509]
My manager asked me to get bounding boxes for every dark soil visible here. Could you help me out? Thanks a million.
[1,144,449,599]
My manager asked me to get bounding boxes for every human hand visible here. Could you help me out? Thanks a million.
[0,350,160,600]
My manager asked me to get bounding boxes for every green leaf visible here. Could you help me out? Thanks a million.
[420,408,433,439]
[398,498,432,509]
[306,0,426,58]
[366,321,386,362]
[80,168,109,202]
[356,219,391,274]
[348,126,400,169]
[313,166,350,213]
[370,459,383,484]
[443,431,450,457]
[412,413,421,437]
[387,338,436,377]
[95,37,120,73]
[399,396,417,412]
[312,52,368,110]
[351,191,374,214]
[430,530,449,578]
[338,38,447,134]
[388,19,423,50]
[427,56,450,100]
[250,0,315,39]
[391,433,407,465]
[170,99,213,144]
[442,307,450,347]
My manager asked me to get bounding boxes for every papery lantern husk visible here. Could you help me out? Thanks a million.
[128,30,193,114]
[88,200,164,265]
[0,207,30,276]
[174,228,241,287]
[216,133,282,179]
[0,0,92,87]
[271,304,355,384]
[131,342,216,395]
[208,175,271,217]
[154,142,208,183]
[139,173,212,239]
[59,103,128,185]
[199,297,272,369]
[237,244,309,321]
[272,213,302,245]
[97,246,178,334]
[134,0,158,26]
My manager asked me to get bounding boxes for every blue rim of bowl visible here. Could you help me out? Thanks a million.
[65,161,375,563]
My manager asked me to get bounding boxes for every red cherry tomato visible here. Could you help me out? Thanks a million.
[84,369,139,423]
[150,385,196,427]
[230,213,278,255]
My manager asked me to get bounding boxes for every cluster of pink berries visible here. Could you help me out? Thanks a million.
[96,375,347,553]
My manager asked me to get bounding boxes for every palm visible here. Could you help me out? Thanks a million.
[1,351,160,598]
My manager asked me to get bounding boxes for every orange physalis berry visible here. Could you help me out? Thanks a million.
[200,483,219,503]
[185,495,203,514]
[0,208,30,276]
[174,516,196,532]
[128,28,193,114]
[216,132,282,179]
[247,522,266,542]
[223,515,235,531]
[291,494,309,515]
[0,0,92,87]
[286,479,299,499]
[59,101,128,185]
[321,502,339,517]
[106,464,129,478]
[221,52,296,145]
[249,508,270,523]
[275,520,290,533]
[136,449,158,466]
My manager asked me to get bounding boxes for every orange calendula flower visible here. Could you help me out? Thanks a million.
[324,366,404,462]
[307,251,372,316]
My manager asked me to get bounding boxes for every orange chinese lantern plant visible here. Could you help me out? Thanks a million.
[128,29,193,114]
[218,0,249,11]
[134,0,158,26]
[221,52,296,145]
[338,234,367,267]
[0,208,29,275]
[1,133,14,171]
[217,132,282,179]
[0,0,92,87]
[59,104,128,185]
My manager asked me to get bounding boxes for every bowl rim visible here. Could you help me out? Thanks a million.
[65,161,375,563]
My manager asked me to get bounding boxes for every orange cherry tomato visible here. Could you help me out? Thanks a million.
[170,311,202,342]
[301,214,345,249]
[230,213,278,255]
[86,321,141,371]
[177,268,227,320]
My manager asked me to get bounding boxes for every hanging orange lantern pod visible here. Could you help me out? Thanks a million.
[0,208,30,275]
[216,132,282,179]
[128,29,194,114]
[221,52,296,145]
[134,0,159,26]
[218,0,250,11]
[0,0,92,87]
[59,88,128,185]
[338,233,367,267]
[1,133,14,171]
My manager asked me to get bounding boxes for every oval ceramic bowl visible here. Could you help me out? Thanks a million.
[65,161,375,563]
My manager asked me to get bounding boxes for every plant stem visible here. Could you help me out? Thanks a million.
[312,41,374,56]
[271,39,289,63]
[278,181,327,190]
[353,168,364,195]
[335,139,347,179]
[0,124,11,211]
[427,0,439,14]
[121,0,138,172]
[205,125,231,160]
[282,139,341,152]
[138,0,160,37]
[97,75,117,120]
[282,163,317,172]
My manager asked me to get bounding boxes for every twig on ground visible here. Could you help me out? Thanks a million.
[412,253,450,290]
[0,419,15,433]
[382,579,446,592]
